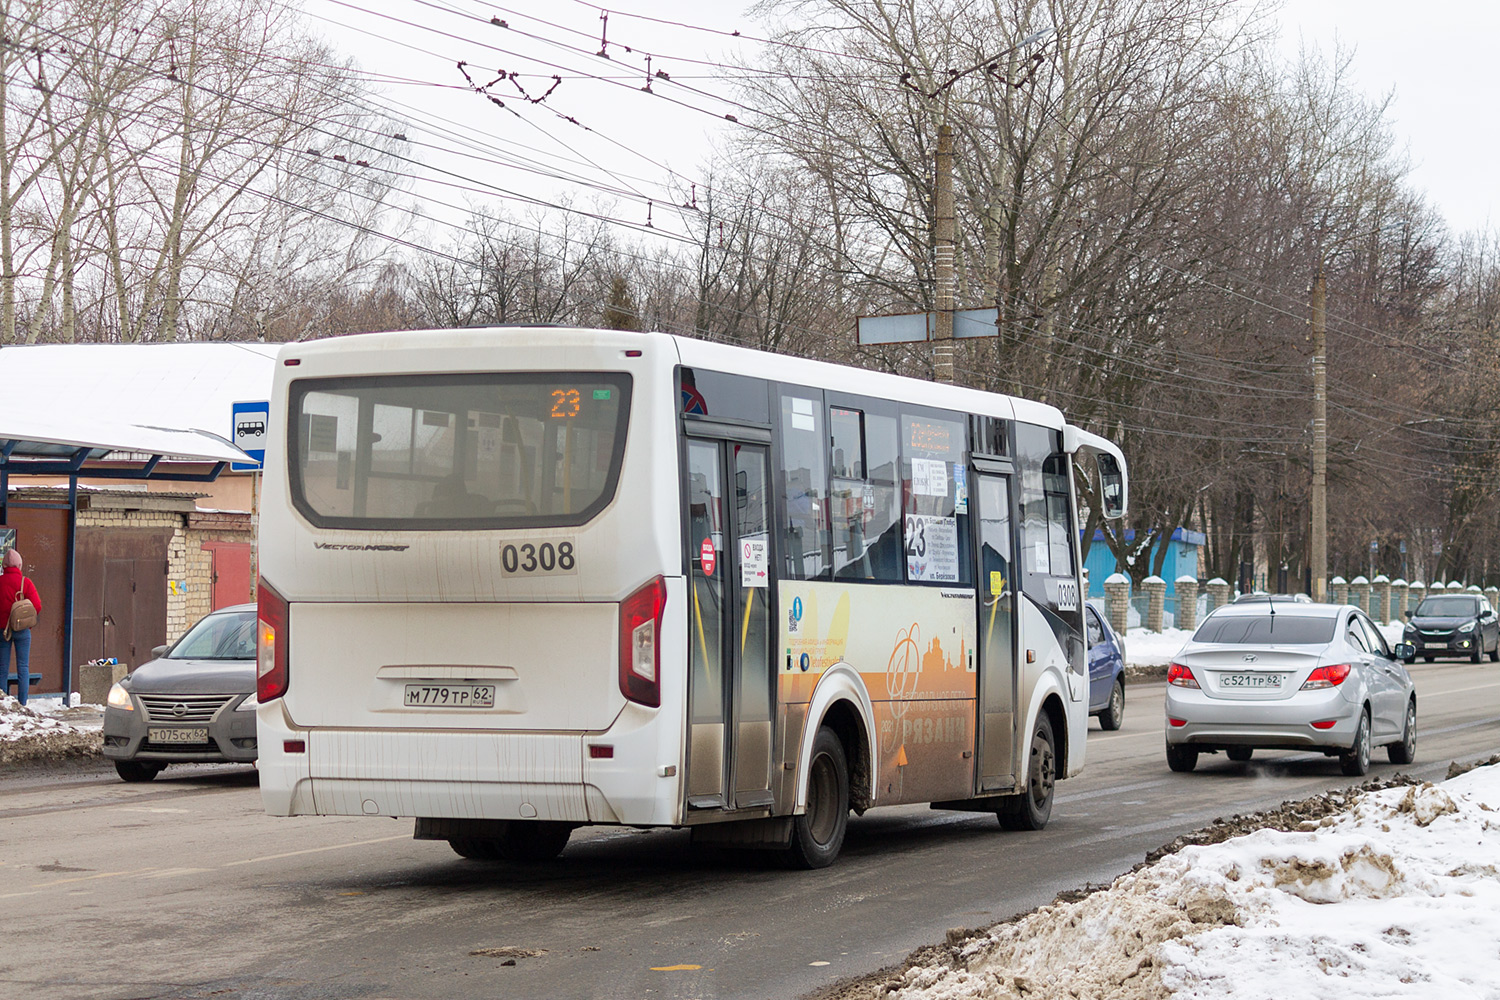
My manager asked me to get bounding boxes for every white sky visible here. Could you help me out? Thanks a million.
[297,0,1498,249]
[1276,0,1500,235]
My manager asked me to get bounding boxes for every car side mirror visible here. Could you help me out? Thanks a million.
[1403,610,1411,619]
[151,644,169,659]
[1393,642,1414,661]
[1484,609,1495,620]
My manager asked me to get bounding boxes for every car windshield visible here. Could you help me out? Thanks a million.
[168,611,257,660]
[1192,614,1336,645]
[1415,597,1479,617]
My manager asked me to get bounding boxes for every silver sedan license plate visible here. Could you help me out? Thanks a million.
[404,683,496,708]
[1222,672,1282,689]
[149,727,209,743]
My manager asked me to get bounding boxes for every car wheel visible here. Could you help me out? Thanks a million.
[1098,679,1125,731]
[1226,746,1253,762]
[1471,643,1483,664]
[1340,710,1371,777]
[999,713,1057,831]
[1422,656,1435,663]
[114,761,164,783]
[784,726,850,869]
[1166,742,1198,773]
[1489,643,1498,663]
[1388,700,1417,765]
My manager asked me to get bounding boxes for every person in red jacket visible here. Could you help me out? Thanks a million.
[1,549,42,706]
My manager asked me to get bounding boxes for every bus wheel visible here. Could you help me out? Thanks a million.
[449,821,574,862]
[785,727,849,869]
[998,713,1056,831]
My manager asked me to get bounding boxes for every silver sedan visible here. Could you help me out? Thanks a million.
[101,604,259,782]
[1164,603,1416,775]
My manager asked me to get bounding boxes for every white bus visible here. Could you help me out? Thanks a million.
[255,327,1128,868]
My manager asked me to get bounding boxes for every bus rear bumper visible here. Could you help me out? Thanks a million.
[257,706,677,826]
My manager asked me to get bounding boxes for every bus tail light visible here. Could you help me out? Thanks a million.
[619,576,666,708]
[257,578,290,702]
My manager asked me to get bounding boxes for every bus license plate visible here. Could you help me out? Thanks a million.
[149,727,209,743]
[404,683,496,708]
[1222,673,1282,689]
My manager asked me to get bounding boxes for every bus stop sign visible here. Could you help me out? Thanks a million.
[231,400,269,471]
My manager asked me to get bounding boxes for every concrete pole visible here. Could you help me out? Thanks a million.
[933,122,956,385]
[1310,267,1328,604]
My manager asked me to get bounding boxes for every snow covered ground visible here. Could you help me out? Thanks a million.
[887,765,1500,999]
[0,694,101,762]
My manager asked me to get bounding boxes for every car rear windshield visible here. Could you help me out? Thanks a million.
[170,611,257,660]
[1192,615,1336,645]
[1415,597,1479,617]
[289,373,632,529]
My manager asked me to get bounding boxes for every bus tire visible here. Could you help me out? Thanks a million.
[449,821,574,862]
[998,713,1056,831]
[784,726,849,870]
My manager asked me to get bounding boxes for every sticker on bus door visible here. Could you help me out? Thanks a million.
[741,538,768,587]
[700,538,717,576]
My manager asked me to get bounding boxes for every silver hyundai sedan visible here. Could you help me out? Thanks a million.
[1164,603,1416,776]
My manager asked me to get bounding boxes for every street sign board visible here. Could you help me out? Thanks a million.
[231,400,269,471]
[857,308,1000,345]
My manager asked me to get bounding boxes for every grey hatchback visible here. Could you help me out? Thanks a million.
[101,604,259,782]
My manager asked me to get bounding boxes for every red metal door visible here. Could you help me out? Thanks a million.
[205,542,253,609]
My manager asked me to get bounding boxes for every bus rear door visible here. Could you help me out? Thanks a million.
[681,424,776,814]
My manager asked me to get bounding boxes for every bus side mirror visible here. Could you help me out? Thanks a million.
[1097,453,1126,519]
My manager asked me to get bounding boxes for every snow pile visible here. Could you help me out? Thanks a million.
[0,694,100,763]
[1124,627,1191,667]
[887,769,1500,1000]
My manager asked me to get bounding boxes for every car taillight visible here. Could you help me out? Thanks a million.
[1167,663,1199,688]
[1301,664,1351,690]
[257,578,290,702]
[619,576,666,708]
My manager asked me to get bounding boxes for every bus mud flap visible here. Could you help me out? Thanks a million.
[689,816,793,849]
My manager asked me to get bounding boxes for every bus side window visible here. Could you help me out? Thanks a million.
[900,411,970,586]
[778,390,830,580]
[830,405,902,583]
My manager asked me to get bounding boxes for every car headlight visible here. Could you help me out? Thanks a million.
[106,683,133,711]
[236,692,259,712]
[1459,621,1477,633]
[1403,623,1416,635]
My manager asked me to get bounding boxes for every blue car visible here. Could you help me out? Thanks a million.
[1085,604,1126,730]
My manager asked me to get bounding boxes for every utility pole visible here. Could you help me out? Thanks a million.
[1310,265,1328,603]
[932,122,955,384]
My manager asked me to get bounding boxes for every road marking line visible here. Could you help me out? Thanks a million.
[1423,681,1500,698]
[0,891,40,900]
[31,868,156,888]
[224,834,409,866]
[1091,729,1161,743]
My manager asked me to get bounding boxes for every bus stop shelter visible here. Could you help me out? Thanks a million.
[1,419,248,700]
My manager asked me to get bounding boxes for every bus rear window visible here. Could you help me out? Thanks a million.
[289,373,632,529]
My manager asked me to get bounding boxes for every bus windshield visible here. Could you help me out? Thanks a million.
[289,373,632,529]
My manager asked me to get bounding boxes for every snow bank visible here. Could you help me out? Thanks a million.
[887,768,1500,1000]
[1124,627,1190,668]
[0,694,100,763]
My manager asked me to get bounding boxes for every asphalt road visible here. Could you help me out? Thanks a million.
[5,658,1500,1000]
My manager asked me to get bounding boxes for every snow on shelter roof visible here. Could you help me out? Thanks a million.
[0,342,277,464]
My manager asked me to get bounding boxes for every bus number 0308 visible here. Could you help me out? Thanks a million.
[501,541,577,576]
